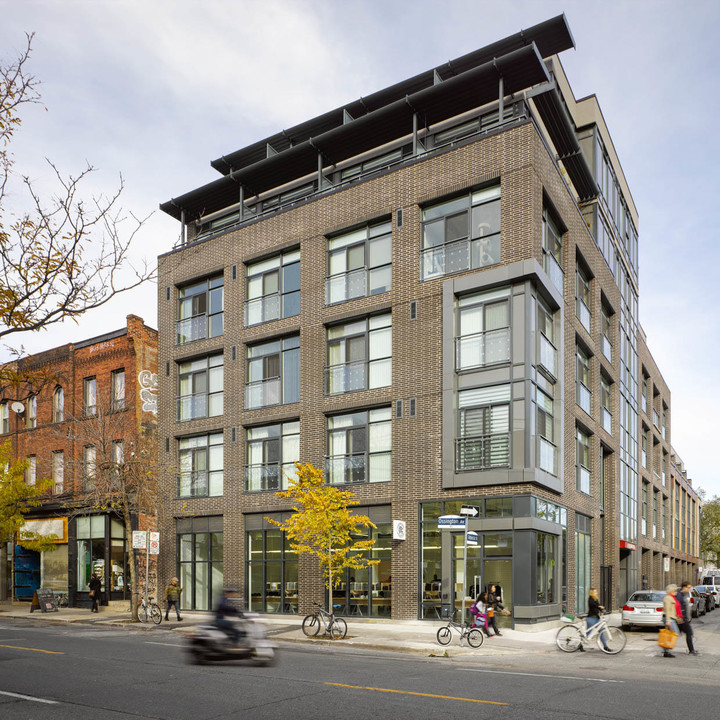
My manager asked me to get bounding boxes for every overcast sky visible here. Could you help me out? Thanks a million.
[2,0,718,497]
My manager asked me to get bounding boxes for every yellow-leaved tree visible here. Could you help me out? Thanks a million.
[0,440,58,552]
[267,462,378,611]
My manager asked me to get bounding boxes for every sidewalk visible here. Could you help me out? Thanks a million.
[0,601,570,657]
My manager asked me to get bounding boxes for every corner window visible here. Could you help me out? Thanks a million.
[326,314,391,395]
[177,274,224,344]
[421,184,500,280]
[111,369,125,412]
[326,408,391,485]
[456,288,510,370]
[537,298,557,379]
[179,432,223,497]
[326,220,392,304]
[53,387,64,423]
[456,385,511,471]
[245,250,300,326]
[83,377,97,417]
[576,428,591,494]
[245,422,299,492]
[177,354,223,421]
[245,336,299,409]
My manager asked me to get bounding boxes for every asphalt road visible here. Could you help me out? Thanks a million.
[1,611,719,720]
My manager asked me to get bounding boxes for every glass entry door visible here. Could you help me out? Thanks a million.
[451,533,482,624]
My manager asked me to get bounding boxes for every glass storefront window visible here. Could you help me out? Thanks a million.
[176,516,223,611]
[246,526,298,614]
[536,533,556,604]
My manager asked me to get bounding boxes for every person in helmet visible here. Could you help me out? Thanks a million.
[214,587,244,645]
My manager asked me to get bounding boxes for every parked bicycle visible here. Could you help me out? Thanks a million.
[137,595,162,625]
[436,609,484,648]
[556,612,626,654]
[302,602,348,639]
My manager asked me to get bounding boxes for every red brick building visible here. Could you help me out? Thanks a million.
[0,315,157,606]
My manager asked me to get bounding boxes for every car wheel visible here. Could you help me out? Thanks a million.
[621,623,630,631]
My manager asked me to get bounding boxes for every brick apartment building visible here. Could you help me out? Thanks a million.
[0,315,158,607]
[156,16,700,626]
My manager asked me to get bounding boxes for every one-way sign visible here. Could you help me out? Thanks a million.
[460,505,480,517]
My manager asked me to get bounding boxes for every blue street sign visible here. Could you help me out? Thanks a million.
[466,531,479,545]
[437,515,466,529]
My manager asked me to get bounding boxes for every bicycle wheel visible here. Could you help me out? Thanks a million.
[137,602,148,623]
[301,613,320,637]
[436,626,452,645]
[329,617,347,640]
[598,626,626,654]
[556,624,583,652]
[150,603,163,625]
[466,628,484,648]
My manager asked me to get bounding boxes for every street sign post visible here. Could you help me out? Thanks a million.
[466,531,479,546]
[437,515,466,529]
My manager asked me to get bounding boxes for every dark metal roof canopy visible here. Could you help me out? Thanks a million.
[210,14,575,176]
[160,45,551,222]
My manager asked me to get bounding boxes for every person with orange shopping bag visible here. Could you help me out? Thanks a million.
[659,583,680,658]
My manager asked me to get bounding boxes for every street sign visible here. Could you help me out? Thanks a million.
[466,531,479,546]
[149,532,160,555]
[663,557,670,572]
[438,515,466,529]
[132,531,147,549]
[460,505,480,517]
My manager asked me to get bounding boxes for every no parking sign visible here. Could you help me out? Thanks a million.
[149,532,160,555]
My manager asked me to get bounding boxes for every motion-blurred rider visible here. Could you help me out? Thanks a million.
[215,587,244,646]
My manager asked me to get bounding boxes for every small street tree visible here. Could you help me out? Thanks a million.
[0,439,57,552]
[267,462,379,609]
[700,495,720,568]
[62,399,159,621]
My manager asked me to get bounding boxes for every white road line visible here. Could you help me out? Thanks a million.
[0,690,59,704]
[460,668,624,684]
[145,641,184,647]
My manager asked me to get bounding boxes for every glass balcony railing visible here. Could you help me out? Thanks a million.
[176,392,223,421]
[577,384,591,415]
[538,437,556,475]
[326,268,367,305]
[577,465,591,494]
[421,235,500,280]
[455,328,510,370]
[455,433,510,471]
[245,378,281,410]
[577,301,591,333]
[176,316,208,344]
[325,452,391,485]
[544,253,564,293]
[178,471,209,497]
[602,335,612,362]
[325,359,391,395]
[539,334,557,378]
[602,408,612,434]
[245,463,281,492]
[245,294,280,326]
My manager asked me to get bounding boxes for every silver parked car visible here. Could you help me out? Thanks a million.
[695,585,717,611]
[621,590,666,629]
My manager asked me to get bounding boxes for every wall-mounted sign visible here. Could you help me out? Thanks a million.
[19,517,68,543]
[392,520,406,540]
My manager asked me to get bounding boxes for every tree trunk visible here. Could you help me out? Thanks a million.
[123,508,139,621]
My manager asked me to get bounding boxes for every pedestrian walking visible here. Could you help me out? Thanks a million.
[165,577,183,621]
[486,585,505,636]
[472,592,494,637]
[676,581,699,655]
[659,583,680,658]
[88,571,102,613]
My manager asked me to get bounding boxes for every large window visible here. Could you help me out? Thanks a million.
[542,205,563,291]
[576,427,591,494]
[326,314,391,395]
[176,516,223,611]
[326,220,392,304]
[576,264,591,332]
[178,432,223,497]
[83,377,97,417]
[177,354,223,421]
[575,514,591,614]
[53,387,64,423]
[641,481,649,536]
[601,305,612,362]
[177,274,224,344]
[245,250,300,326]
[421,185,500,280]
[456,385,511,471]
[245,422,299,492]
[326,408,391,485]
[52,451,64,494]
[456,288,510,370]
[576,346,591,415]
[537,388,556,475]
[247,522,298,614]
[111,369,125,412]
[76,515,126,594]
[245,336,299,409]
[25,455,36,486]
[0,403,7,433]
[601,376,612,434]
[536,533,557,604]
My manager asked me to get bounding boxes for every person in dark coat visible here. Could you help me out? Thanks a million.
[486,585,504,637]
[89,572,102,613]
[584,587,609,651]
[215,587,244,645]
[676,581,699,655]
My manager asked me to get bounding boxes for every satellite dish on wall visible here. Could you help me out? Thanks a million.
[10,402,25,414]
